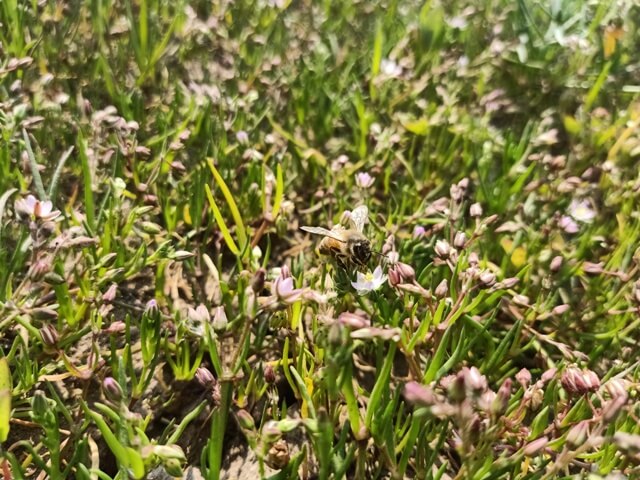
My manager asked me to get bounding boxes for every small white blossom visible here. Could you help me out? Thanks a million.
[15,194,60,221]
[380,59,402,78]
[355,172,375,189]
[351,266,387,295]
[568,199,596,223]
[559,215,579,234]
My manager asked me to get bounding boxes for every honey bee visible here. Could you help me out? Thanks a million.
[301,205,372,268]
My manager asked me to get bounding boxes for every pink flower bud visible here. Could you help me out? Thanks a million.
[550,255,563,272]
[40,325,59,347]
[602,392,628,422]
[501,277,520,289]
[195,367,216,389]
[493,378,512,415]
[540,368,557,384]
[604,378,629,399]
[337,312,370,329]
[388,266,401,287]
[470,203,483,218]
[552,304,570,315]
[237,409,256,430]
[523,436,548,456]
[264,364,276,384]
[613,432,640,453]
[103,283,117,303]
[479,271,496,287]
[463,367,487,395]
[397,262,415,283]
[566,420,589,447]
[212,306,228,331]
[454,231,467,248]
[435,279,449,298]
[561,366,600,395]
[188,304,210,323]
[102,377,123,403]
[515,369,531,389]
[583,261,604,274]
[512,294,530,307]
[251,268,266,293]
[435,240,451,258]
[403,382,437,406]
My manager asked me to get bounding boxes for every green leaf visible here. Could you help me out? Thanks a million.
[585,61,611,111]
[125,447,145,479]
[365,343,396,428]
[370,19,383,99]
[340,365,362,437]
[22,129,47,200]
[77,131,96,230]
[271,163,284,218]
[0,188,18,236]
[528,406,550,439]
[207,158,247,252]
[424,325,453,383]
[48,146,74,200]
[205,183,240,256]
[563,115,581,136]
[290,366,316,419]
[0,357,11,442]
[83,404,144,479]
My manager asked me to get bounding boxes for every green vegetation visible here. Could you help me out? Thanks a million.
[1,0,640,478]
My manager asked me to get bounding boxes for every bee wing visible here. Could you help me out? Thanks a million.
[300,226,346,243]
[349,205,369,232]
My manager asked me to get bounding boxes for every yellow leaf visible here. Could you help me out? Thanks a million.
[510,247,527,268]
[563,115,581,136]
[301,376,314,419]
[401,118,429,135]
[603,25,623,59]
[500,238,513,252]
[550,232,565,251]
[501,238,527,267]
[183,204,192,226]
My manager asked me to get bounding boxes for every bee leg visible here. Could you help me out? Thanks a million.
[335,255,349,270]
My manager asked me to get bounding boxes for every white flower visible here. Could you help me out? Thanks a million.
[14,194,60,221]
[355,171,375,189]
[559,215,579,234]
[568,199,596,223]
[380,59,402,78]
[351,266,387,295]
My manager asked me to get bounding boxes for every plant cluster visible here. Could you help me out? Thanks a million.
[1,0,640,478]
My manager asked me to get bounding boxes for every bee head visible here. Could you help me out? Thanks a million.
[349,239,371,265]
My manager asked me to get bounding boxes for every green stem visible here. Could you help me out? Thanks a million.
[208,381,233,479]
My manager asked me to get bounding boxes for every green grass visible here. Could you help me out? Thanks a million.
[1,0,640,478]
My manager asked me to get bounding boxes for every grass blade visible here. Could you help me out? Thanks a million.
[205,183,240,256]
[22,129,46,200]
[207,158,247,252]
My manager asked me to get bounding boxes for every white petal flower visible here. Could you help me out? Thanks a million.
[14,194,60,220]
[351,266,387,295]
[380,59,402,78]
[355,172,375,189]
[568,199,596,223]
